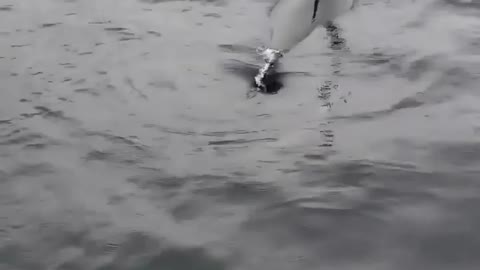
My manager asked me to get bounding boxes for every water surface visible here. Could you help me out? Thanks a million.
[1,0,480,269]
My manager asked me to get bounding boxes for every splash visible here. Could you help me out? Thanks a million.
[253,46,283,93]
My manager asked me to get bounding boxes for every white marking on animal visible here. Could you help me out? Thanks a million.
[269,0,357,52]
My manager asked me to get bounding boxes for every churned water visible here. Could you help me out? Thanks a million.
[1,0,480,269]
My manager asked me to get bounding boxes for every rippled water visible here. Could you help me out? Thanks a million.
[1,0,480,269]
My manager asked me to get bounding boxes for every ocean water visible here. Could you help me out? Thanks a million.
[1,0,480,269]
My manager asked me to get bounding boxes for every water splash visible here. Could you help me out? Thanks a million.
[252,47,283,93]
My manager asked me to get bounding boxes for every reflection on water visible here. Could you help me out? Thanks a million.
[1,0,480,269]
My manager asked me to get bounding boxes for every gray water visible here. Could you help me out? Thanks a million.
[1,0,480,269]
